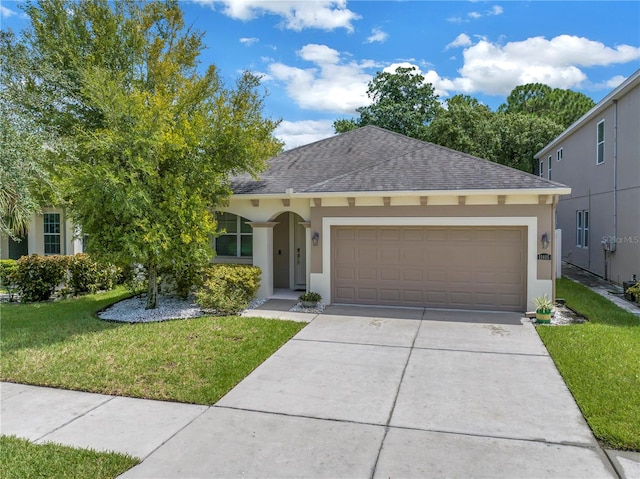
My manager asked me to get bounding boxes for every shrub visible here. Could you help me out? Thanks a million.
[67,254,121,294]
[13,254,69,302]
[299,291,322,303]
[0,259,19,301]
[627,282,640,303]
[196,264,261,315]
[162,263,204,299]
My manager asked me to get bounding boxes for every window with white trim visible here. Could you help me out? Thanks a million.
[44,213,61,255]
[214,212,252,257]
[548,156,552,180]
[539,160,544,177]
[556,147,563,162]
[597,120,605,164]
[576,209,589,248]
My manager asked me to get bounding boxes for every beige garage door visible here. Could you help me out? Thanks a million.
[332,226,526,311]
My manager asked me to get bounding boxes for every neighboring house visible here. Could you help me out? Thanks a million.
[535,70,640,285]
[0,207,83,260]
[219,125,570,312]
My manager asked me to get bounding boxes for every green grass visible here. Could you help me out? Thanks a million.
[537,278,640,451]
[0,435,139,479]
[1,288,306,404]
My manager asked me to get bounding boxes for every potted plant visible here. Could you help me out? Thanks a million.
[626,281,640,304]
[299,291,322,308]
[534,294,553,324]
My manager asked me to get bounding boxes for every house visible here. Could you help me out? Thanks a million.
[0,207,83,260]
[217,125,570,312]
[535,70,640,285]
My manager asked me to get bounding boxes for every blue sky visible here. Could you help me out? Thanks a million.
[1,1,639,148]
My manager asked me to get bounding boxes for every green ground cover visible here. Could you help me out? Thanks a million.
[537,278,640,450]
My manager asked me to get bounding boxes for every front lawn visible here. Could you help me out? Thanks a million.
[537,278,640,451]
[0,288,305,404]
[0,435,139,479]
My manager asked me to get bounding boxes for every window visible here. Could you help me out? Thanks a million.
[214,212,252,257]
[539,160,544,177]
[548,156,552,180]
[576,210,589,248]
[556,148,563,162]
[44,213,61,255]
[597,120,605,164]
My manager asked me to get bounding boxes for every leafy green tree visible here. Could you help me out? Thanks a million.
[332,118,359,134]
[9,0,281,308]
[0,31,56,240]
[484,113,564,172]
[426,95,493,158]
[334,66,441,138]
[499,83,595,129]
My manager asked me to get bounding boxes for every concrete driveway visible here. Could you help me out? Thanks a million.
[118,306,615,478]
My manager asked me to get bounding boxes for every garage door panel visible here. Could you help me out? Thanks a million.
[357,288,377,301]
[358,268,378,280]
[332,226,526,311]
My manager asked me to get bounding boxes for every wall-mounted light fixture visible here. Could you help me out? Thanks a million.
[312,231,320,246]
[541,232,550,250]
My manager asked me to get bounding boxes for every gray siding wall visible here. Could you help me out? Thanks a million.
[540,82,639,284]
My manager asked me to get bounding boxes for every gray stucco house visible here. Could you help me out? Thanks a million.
[218,125,570,312]
[536,69,640,285]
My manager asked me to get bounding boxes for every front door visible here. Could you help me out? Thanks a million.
[294,219,306,290]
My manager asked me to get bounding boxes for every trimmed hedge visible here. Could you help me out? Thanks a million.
[0,259,19,300]
[68,254,120,294]
[11,254,120,302]
[196,264,261,315]
[13,255,69,302]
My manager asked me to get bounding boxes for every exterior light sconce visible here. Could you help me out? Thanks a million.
[541,232,550,250]
[312,231,320,246]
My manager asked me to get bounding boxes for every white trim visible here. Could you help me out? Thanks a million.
[231,187,571,200]
[310,216,550,311]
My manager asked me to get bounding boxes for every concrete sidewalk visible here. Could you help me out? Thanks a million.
[3,306,637,478]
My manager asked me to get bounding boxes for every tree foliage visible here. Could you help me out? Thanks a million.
[6,0,282,308]
[0,31,57,240]
[499,83,595,129]
[334,66,441,138]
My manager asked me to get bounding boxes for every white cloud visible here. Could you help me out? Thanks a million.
[240,37,259,46]
[275,119,336,150]
[591,75,627,90]
[298,44,340,64]
[267,44,377,113]
[1,5,17,18]
[447,4,503,23]
[193,0,360,31]
[446,33,472,50]
[457,35,640,94]
[366,27,389,44]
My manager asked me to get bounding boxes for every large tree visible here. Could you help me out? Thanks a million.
[425,95,493,158]
[334,66,441,139]
[0,31,57,240]
[7,0,281,308]
[499,83,595,129]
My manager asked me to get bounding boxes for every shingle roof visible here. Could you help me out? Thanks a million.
[231,125,567,195]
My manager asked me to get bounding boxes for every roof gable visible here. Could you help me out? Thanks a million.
[231,125,567,195]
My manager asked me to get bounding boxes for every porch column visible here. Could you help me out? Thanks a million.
[248,222,278,299]
[300,221,311,292]
[27,215,38,255]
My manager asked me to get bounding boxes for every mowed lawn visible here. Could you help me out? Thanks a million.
[0,435,139,479]
[0,288,305,404]
[537,278,640,451]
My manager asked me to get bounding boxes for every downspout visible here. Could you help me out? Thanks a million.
[612,100,618,282]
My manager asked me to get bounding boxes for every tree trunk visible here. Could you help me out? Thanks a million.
[146,264,158,310]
